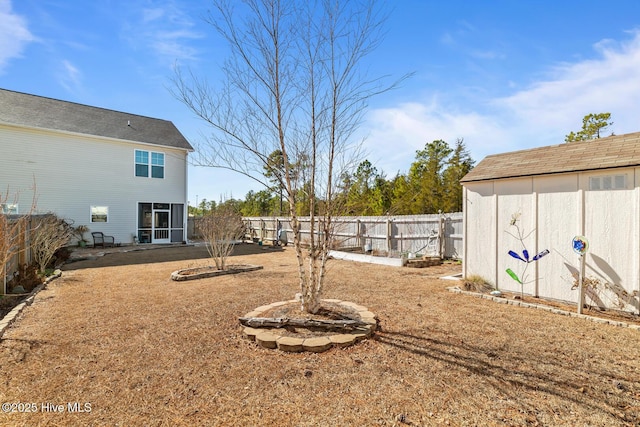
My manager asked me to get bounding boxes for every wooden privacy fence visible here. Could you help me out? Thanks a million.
[1,215,36,292]
[241,212,463,259]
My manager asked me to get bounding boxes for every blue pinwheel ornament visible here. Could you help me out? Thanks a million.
[572,236,588,255]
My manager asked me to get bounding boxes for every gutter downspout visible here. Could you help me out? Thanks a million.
[494,190,499,289]
[577,176,585,314]
[637,169,640,315]
[533,186,539,298]
[184,151,189,243]
[462,186,468,279]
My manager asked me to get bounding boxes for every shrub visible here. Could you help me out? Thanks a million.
[51,246,72,268]
[571,274,640,311]
[9,263,43,293]
[30,214,74,273]
[463,275,494,293]
[198,204,245,270]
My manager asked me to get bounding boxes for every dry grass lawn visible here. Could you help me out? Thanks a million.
[0,244,639,426]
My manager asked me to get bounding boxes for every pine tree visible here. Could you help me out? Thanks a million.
[565,113,613,142]
[442,138,475,212]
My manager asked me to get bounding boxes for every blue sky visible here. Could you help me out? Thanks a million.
[3,0,640,206]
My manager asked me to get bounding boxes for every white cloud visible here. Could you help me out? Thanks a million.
[0,0,35,74]
[124,1,204,63]
[142,8,165,23]
[152,29,201,60]
[496,30,640,137]
[362,101,509,174]
[58,59,82,92]
[363,30,640,170]
[470,50,505,60]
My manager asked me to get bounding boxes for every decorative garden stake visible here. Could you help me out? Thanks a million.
[505,213,549,299]
[572,235,589,314]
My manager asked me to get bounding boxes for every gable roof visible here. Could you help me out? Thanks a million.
[0,88,193,151]
[461,131,640,183]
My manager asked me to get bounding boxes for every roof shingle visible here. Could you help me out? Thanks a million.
[0,88,193,151]
[461,132,640,183]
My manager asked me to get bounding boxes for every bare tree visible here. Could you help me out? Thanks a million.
[172,0,406,313]
[198,204,245,271]
[30,214,74,273]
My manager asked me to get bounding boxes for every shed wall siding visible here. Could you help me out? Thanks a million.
[1,124,188,244]
[582,172,638,312]
[535,174,578,302]
[463,182,497,286]
[496,178,535,291]
[463,169,640,313]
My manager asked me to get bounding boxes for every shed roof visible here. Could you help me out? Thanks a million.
[461,131,640,183]
[0,88,193,151]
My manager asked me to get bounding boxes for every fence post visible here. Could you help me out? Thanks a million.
[438,211,445,259]
[18,219,26,265]
[386,218,392,256]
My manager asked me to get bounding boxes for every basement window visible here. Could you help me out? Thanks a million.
[91,206,109,223]
[0,204,18,215]
[589,175,626,191]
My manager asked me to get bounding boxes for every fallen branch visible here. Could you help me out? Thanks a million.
[238,317,371,331]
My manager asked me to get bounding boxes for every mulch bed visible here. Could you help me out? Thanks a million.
[171,264,264,281]
[255,300,365,339]
[0,244,639,426]
[0,295,27,320]
[503,292,640,326]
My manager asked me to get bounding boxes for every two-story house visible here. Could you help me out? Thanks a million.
[0,88,193,245]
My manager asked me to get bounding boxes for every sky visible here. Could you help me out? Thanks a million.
[3,0,640,206]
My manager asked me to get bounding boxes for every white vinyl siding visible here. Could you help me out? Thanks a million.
[0,124,188,244]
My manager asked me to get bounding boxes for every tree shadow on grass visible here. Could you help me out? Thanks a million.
[374,329,636,425]
[62,243,283,271]
[0,338,52,360]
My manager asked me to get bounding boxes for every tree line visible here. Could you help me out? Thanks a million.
[189,137,475,217]
[189,110,614,218]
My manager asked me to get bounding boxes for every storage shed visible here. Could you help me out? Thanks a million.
[461,132,640,314]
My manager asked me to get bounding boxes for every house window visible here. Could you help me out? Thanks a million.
[151,152,165,178]
[135,150,164,178]
[91,206,109,223]
[135,150,149,177]
[0,204,18,215]
[589,174,626,191]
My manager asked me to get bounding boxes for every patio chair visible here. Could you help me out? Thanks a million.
[92,231,115,248]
